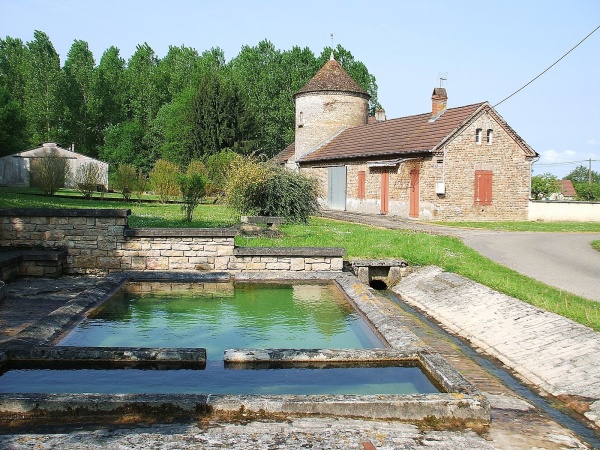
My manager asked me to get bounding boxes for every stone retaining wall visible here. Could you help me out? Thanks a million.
[0,208,344,275]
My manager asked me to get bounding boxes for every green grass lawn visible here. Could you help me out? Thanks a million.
[2,187,598,331]
[0,187,237,228]
[593,240,600,252]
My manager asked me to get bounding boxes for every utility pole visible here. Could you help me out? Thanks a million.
[590,158,593,185]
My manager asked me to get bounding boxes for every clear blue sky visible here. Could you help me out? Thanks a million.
[2,0,599,178]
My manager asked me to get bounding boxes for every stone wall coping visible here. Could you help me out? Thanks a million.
[233,247,345,257]
[0,208,131,218]
[7,346,207,364]
[123,228,237,238]
[351,259,408,267]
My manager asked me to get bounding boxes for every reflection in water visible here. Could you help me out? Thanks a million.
[60,282,383,355]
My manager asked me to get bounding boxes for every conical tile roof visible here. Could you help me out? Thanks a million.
[294,58,369,99]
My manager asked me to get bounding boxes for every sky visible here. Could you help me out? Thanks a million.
[1,0,599,178]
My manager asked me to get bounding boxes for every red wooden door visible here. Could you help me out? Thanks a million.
[409,169,419,218]
[380,171,389,214]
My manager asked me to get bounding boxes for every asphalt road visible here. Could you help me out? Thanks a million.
[457,230,600,302]
[321,211,600,302]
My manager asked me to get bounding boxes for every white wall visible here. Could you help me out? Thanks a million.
[528,201,600,222]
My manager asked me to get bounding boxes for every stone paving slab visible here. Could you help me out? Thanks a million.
[393,266,600,428]
[0,418,494,449]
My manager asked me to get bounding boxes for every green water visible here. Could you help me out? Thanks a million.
[60,282,383,353]
[28,282,441,395]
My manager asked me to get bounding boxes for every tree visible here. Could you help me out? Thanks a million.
[149,159,180,202]
[30,149,69,195]
[230,40,287,157]
[24,30,63,145]
[179,173,206,222]
[0,84,27,155]
[89,46,127,145]
[203,150,239,199]
[61,40,96,156]
[564,165,600,184]
[151,63,255,165]
[155,45,200,103]
[574,183,600,201]
[99,120,156,173]
[73,162,102,198]
[125,43,160,127]
[0,36,27,107]
[531,173,561,199]
[317,45,381,115]
[111,164,137,201]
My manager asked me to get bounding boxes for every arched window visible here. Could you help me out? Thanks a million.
[475,128,482,144]
[487,129,493,145]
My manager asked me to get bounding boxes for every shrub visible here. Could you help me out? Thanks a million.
[225,158,271,217]
[225,159,319,223]
[73,162,103,199]
[111,164,138,201]
[574,183,600,201]
[260,167,320,223]
[179,174,207,222]
[204,150,240,199]
[30,149,69,196]
[186,159,208,178]
[531,173,560,199]
[150,159,180,203]
[133,170,149,201]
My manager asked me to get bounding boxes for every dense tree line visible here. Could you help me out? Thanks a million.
[0,31,380,172]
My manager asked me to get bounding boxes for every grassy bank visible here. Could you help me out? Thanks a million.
[240,218,600,332]
[0,187,236,228]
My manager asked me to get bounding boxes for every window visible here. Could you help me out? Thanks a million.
[487,129,493,145]
[475,128,482,144]
[474,170,493,205]
[357,170,366,199]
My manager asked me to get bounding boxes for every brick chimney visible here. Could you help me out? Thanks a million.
[431,88,447,117]
[375,108,386,122]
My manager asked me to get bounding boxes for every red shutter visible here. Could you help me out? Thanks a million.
[474,171,493,205]
[358,171,366,199]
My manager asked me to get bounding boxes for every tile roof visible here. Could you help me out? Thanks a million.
[559,179,577,197]
[294,59,369,99]
[299,102,487,163]
[272,142,295,164]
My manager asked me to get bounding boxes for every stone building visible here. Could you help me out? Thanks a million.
[275,56,538,221]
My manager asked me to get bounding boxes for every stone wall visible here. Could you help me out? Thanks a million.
[0,208,344,275]
[294,92,368,160]
[528,200,600,222]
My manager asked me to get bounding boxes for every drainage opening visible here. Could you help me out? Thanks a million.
[369,280,388,290]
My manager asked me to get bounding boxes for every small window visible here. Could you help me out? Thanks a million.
[357,171,366,199]
[486,129,493,145]
[474,170,493,205]
[475,128,482,144]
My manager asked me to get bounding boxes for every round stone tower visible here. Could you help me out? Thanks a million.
[293,54,370,161]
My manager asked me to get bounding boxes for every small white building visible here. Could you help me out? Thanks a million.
[0,143,109,190]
